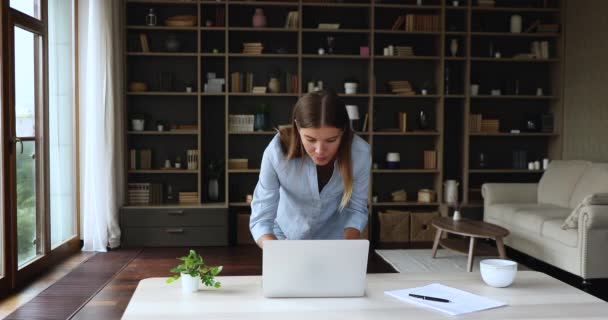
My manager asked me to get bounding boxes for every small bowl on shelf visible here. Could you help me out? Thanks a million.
[165,15,197,27]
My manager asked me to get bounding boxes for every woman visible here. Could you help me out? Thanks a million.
[250,90,371,248]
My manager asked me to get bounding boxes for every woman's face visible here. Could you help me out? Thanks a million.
[299,126,342,166]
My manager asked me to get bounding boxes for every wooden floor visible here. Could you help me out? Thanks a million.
[0,251,96,318]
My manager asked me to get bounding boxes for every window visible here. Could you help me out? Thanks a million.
[48,0,77,248]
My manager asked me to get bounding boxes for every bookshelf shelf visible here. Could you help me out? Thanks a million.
[470,32,560,38]
[127,92,198,96]
[372,202,440,207]
[128,170,199,174]
[469,169,545,174]
[127,25,197,31]
[228,53,298,58]
[471,6,560,13]
[374,4,442,10]
[374,55,440,61]
[229,1,299,7]
[128,131,198,135]
[372,169,440,174]
[470,95,559,100]
[302,54,370,60]
[375,30,441,35]
[127,52,198,57]
[470,133,558,137]
[471,58,560,63]
[302,28,370,34]
[229,27,298,33]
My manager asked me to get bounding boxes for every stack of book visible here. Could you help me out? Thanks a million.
[252,86,267,94]
[388,81,415,95]
[395,46,414,57]
[481,119,500,133]
[398,112,407,132]
[243,42,263,54]
[477,0,496,7]
[179,192,198,204]
[285,11,299,29]
[128,183,163,205]
[391,14,440,32]
[424,150,437,169]
[391,189,408,202]
[284,72,299,94]
[470,114,483,132]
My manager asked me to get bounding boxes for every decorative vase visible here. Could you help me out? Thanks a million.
[450,39,458,56]
[344,82,358,94]
[208,178,219,201]
[165,34,181,52]
[268,77,280,93]
[181,273,199,294]
[452,210,462,221]
[417,110,429,130]
[132,119,145,131]
[444,180,459,204]
[252,8,267,27]
[510,15,522,33]
[254,113,268,131]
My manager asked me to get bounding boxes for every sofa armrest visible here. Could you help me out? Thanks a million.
[581,205,608,230]
[482,183,538,206]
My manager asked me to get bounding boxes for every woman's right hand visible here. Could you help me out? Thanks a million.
[257,234,278,249]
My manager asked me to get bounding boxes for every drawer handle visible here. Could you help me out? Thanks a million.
[167,210,185,216]
[166,228,184,234]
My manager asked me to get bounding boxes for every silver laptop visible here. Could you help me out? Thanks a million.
[262,240,369,298]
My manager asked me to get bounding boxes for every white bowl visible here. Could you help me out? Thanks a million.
[480,259,517,288]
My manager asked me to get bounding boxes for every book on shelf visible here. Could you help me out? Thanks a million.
[130,149,137,170]
[179,192,199,204]
[231,72,253,93]
[318,23,340,29]
[469,114,482,133]
[424,150,437,170]
[531,41,550,59]
[392,14,439,32]
[285,11,299,29]
[398,112,407,132]
[481,119,500,133]
[139,149,152,170]
[252,86,267,94]
[388,80,415,95]
[139,33,150,52]
[242,42,263,54]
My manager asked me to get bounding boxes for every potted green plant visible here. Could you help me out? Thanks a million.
[166,250,223,294]
[206,159,224,201]
[175,156,182,169]
[156,120,165,132]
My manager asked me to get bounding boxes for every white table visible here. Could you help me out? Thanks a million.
[121,271,608,319]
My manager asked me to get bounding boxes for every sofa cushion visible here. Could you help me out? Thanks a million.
[510,206,571,235]
[542,218,578,247]
[569,163,608,209]
[485,203,547,223]
[538,160,590,208]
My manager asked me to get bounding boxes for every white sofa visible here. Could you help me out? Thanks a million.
[482,160,608,280]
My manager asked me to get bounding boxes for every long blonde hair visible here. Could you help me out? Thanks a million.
[278,90,354,210]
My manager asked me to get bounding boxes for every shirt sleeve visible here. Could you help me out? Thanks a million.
[250,144,281,242]
[342,150,371,232]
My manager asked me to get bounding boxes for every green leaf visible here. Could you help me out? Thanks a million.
[214,282,221,288]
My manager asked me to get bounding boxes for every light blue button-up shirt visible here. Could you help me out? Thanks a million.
[250,134,371,241]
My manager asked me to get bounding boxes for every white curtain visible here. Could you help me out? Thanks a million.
[78,0,124,251]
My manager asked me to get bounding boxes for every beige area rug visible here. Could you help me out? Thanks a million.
[376,249,528,273]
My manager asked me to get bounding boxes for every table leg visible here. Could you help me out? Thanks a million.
[431,229,442,258]
[496,237,507,259]
[467,237,476,272]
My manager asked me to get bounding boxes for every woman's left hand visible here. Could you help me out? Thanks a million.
[343,227,361,240]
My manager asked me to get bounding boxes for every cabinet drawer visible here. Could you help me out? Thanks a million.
[121,208,227,227]
[122,226,228,247]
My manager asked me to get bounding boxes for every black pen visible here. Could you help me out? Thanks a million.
[408,293,451,303]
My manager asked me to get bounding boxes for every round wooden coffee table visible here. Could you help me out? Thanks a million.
[431,217,510,272]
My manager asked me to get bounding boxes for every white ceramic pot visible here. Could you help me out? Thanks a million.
[480,259,518,287]
[344,82,358,94]
[132,119,145,131]
[181,273,200,294]
[470,84,479,96]
[175,163,182,169]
